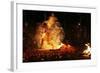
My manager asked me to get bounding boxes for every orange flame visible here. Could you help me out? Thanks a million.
[34,14,65,50]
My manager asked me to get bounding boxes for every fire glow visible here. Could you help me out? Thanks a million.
[23,10,91,62]
[34,13,66,50]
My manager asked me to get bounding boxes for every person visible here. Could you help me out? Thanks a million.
[34,13,65,50]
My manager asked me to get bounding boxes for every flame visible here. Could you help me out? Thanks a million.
[83,43,91,57]
[34,14,65,50]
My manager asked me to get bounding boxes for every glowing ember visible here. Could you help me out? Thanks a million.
[83,43,91,57]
